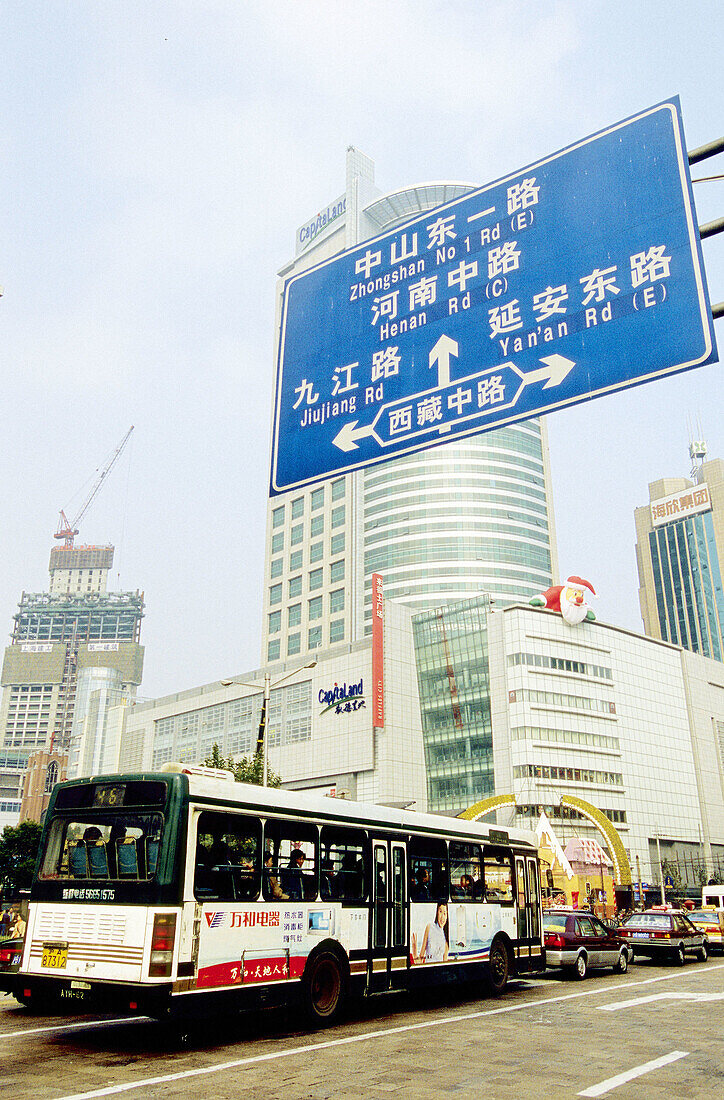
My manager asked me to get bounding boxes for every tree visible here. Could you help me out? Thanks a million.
[204,744,282,788]
[0,820,43,899]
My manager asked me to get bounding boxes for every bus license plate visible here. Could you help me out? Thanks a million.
[42,943,68,968]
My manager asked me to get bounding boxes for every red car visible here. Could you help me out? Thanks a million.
[543,909,631,979]
[0,936,24,993]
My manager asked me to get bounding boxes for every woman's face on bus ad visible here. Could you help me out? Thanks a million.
[436,903,447,928]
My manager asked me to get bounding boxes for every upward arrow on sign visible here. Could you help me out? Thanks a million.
[429,334,459,386]
[429,335,458,435]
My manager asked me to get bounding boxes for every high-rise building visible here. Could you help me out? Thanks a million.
[634,444,724,660]
[0,544,145,804]
[262,149,558,664]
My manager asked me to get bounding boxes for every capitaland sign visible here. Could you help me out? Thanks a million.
[296,194,346,255]
[650,483,711,526]
[319,678,366,715]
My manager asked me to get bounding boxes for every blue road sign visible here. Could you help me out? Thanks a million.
[270,98,717,495]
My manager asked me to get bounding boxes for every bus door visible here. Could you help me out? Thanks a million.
[369,838,408,992]
[515,854,541,965]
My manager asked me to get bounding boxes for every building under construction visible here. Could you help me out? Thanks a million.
[1,545,144,761]
[0,429,144,819]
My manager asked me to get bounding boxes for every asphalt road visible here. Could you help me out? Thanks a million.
[2,956,723,1100]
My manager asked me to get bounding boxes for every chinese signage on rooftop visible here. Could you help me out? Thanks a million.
[651,484,711,527]
[270,97,718,495]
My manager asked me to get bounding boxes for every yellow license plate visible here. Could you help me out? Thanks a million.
[41,945,68,969]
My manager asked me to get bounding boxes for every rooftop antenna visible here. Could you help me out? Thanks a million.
[688,415,707,483]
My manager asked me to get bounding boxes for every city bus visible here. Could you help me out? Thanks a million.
[16,764,543,1024]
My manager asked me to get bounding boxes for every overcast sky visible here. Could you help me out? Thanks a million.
[1,2,722,698]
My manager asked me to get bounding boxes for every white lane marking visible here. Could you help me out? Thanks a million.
[578,1050,689,1097]
[0,1016,147,1040]
[49,966,724,1100]
[600,990,724,1011]
[467,207,496,222]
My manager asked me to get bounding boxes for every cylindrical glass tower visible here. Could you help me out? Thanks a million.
[363,420,557,617]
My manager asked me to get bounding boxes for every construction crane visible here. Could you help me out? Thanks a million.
[54,426,135,548]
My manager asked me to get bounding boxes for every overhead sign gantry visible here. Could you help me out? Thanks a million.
[270,98,718,495]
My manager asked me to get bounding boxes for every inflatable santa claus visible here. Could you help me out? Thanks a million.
[529,576,597,625]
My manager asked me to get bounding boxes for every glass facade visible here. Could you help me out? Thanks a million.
[363,422,555,621]
[412,596,494,815]
[151,680,313,768]
[648,512,724,660]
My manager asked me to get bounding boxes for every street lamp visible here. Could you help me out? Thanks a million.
[220,661,317,787]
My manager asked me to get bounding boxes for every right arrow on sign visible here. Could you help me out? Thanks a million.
[514,353,576,389]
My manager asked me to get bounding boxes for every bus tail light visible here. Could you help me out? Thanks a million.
[149,913,177,977]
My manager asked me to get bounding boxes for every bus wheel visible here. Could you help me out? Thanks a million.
[303,951,346,1025]
[486,938,509,996]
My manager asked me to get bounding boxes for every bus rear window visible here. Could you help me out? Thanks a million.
[39,814,164,882]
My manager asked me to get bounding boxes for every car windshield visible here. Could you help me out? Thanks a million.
[688,910,717,922]
[623,913,671,930]
[543,914,569,932]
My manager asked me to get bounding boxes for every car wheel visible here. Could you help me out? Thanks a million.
[698,941,709,962]
[303,951,347,1026]
[486,937,509,996]
[674,944,686,966]
[613,949,628,974]
[574,952,587,980]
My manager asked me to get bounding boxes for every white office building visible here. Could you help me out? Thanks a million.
[124,600,427,811]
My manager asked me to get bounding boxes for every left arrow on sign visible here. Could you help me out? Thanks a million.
[332,420,380,452]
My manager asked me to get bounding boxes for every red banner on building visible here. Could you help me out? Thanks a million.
[371,573,384,728]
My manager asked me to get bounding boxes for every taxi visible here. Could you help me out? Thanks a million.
[619,907,708,965]
[687,906,724,952]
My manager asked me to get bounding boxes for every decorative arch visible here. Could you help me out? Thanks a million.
[458,792,632,887]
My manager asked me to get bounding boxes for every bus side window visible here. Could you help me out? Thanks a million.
[264,820,318,902]
[449,842,482,900]
[408,837,447,901]
[483,846,514,904]
[193,810,262,902]
[320,825,367,902]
